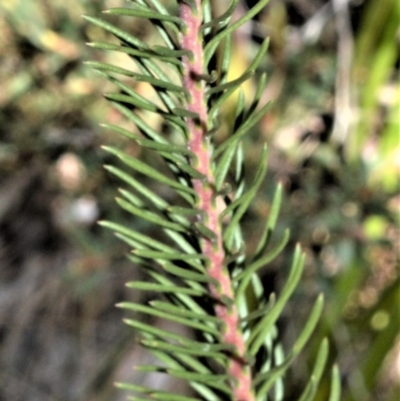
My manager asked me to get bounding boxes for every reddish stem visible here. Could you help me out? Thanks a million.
[180,2,255,400]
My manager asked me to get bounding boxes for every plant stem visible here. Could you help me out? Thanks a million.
[180,2,255,400]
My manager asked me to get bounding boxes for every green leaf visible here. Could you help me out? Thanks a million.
[118,302,220,336]
[254,339,328,399]
[158,264,218,284]
[93,67,170,113]
[172,108,200,119]
[133,0,182,39]
[252,182,283,259]
[83,15,148,50]
[201,0,239,30]
[167,369,229,384]
[100,123,140,141]
[137,140,197,159]
[148,344,212,375]
[221,146,267,220]
[240,293,275,324]
[151,392,201,401]
[214,138,239,191]
[247,246,305,355]
[232,89,246,130]
[138,56,183,109]
[104,7,183,25]
[292,294,324,354]
[141,339,228,361]
[163,229,199,254]
[328,364,341,401]
[167,206,205,217]
[245,72,268,118]
[214,101,272,158]
[134,366,229,393]
[235,229,290,299]
[103,165,168,210]
[133,249,208,273]
[222,145,268,247]
[217,32,232,86]
[126,281,207,296]
[102,146,198,202]
[150,301,222,324]
[179,0,198,10]
[134,248,207,263]
[204,0,271,64]
[115,382,151,393]
[165,370,232,395]
[129,260,207,315]
[151,45,191,58]
[104,92,161,113]
[299,373,319,400]
[134,345,213,394]
[107,101,170,144]
[193,222,217,241]
[99,220,176,254]
[254,354,295,396]
[132,73,187,93]
[207,71,254,95]
[172,161,207,180]
[246,38,270,77]
[116,197,187,232]
[86,41,182,66]
[116,381,200,401]
[123,318,196,343]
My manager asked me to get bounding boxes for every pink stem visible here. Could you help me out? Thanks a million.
[180,2,255,400]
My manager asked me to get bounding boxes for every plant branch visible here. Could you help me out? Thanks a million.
[180,2,255,400]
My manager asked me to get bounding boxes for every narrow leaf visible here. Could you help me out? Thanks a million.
[252,182,283,259]
[99,220,177,254]
[235,229,290,299]
[201,0,239,29]
[118,302,220,336]
[141,339,228,360]
[126,281,207,296]
[83,15,148,50]
[214,138,239,191]
[292,294,324,354]
[223,145,268,248]
[328,365,341,401]
[103,165,168,210]
[123,318,195,343]
[160,264,218,284]
[150,301,222,324]
[214,101,272,158]
[247,246,305,355]
[116,197,187,232]
[204,0,271,64]
[102,146,198,200]
[133,73,187,93]
[86,41,182,66]
[104,7,183,25]
[207,71,254,95]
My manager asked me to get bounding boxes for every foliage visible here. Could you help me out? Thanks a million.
[84,1,341,400]
[0,1,398,401]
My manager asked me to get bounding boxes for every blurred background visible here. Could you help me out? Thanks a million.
[0,0,398,400]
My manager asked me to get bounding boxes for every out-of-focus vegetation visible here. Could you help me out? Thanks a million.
[0,1,398,401]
